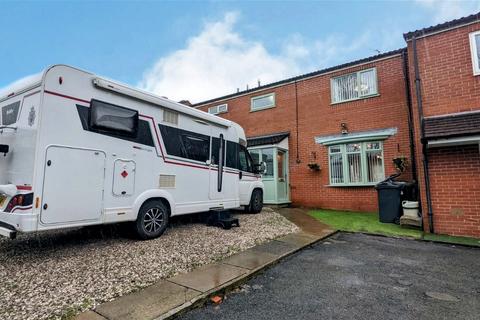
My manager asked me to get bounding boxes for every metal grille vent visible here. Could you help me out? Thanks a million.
[159,175,176,188]
[163,109,178,125]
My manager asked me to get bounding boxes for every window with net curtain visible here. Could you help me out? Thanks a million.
[331,68,378,104]
[328,141,384,185]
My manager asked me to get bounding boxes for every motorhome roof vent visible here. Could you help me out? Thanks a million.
[163,109,178,125]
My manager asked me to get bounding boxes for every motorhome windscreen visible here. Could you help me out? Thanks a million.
[1,101,20,125]
[90,99,138,136]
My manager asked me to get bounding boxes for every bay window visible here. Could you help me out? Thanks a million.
[328,141,384,186]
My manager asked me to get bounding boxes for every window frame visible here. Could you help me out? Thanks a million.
[158,124,210,164]
[469,30,480,76]
[89,99,139,138]
[330,67,379,104]
[328,141,385,187]
[208,103,228,115]
[250,93,276,112]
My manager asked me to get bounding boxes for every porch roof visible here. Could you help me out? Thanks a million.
[314,128,398,146]
[424,111,480,140]
[247,131,290,147]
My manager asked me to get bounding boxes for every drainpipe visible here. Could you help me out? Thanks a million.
[412,36,434,233]
[294,80,300,163]
[401,49,418,187]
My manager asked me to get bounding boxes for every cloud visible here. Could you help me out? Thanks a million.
[416,0,480,23]
[0,73,42,98]
[138,12,372,103]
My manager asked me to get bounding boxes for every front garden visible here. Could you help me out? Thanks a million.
[309,210,480,247]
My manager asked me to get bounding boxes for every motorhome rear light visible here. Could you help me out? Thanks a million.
[59,77,63,85]
[5,193,33,213]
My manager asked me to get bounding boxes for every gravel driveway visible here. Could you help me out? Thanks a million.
[0,209,298,320]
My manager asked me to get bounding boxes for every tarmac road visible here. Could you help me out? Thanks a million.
[179,232,480,320]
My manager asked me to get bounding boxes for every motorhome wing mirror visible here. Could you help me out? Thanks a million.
[0,144,9,156]
[253,162,267,175]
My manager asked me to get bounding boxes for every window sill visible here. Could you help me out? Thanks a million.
[326,183,378,187]
[250,105,276,113]
[330,93,380,106]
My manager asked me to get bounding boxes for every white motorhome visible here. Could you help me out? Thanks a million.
[0,65,264,240]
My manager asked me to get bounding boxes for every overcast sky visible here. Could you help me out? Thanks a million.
[1,0,480,103]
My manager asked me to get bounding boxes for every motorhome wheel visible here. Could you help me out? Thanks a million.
[135,200,169,240]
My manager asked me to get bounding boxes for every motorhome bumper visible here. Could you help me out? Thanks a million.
[0,225,16,239]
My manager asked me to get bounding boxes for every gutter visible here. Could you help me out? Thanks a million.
[412,36,435,233]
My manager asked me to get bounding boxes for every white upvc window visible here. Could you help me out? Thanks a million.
[328,141,384,186]
[469,31,480,75]
[208,103,228,115]
[331,68,378,104]
[251,93,275,111]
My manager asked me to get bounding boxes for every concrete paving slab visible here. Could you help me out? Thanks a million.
[222,248,278,270]
[168,263,249,293]
[74,311,107,320]
[275,232,320,246]
[95,280,200,320]
[278,208,335,236]
[252,239,299,256]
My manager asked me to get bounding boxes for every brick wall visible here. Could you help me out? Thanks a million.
[198,54,412,212]
[428,145,480,237]
[407,22,480,237]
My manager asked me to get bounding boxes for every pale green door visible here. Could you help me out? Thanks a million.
[249,147,289,204]
[277,149,289,202]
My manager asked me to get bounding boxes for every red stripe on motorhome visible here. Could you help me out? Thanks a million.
[43,90,258,177]
[45,90,90,104]
[16,185,32,191]
[11,206,33,213]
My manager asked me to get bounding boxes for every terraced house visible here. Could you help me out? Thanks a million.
[195,13,480,238]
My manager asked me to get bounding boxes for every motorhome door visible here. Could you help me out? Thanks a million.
[40,146,106,225]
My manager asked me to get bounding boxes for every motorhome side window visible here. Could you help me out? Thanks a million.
[226,141,239,169]
[239,145,254,173]
[159,125,210,162]
[211,137,226,165]
[1,101,21,125]
[89,99,139,137]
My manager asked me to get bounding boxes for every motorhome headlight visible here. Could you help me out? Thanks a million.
[5,193,34,213]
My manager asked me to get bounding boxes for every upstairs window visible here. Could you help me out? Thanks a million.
[331,68,378,104]
[208,104,228,115]
[251,93,275,111]
[328,141,384,186]
[469,30,480,75]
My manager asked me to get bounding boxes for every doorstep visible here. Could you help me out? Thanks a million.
[76,214,335,320]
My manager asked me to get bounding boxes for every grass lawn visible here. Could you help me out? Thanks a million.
[309,210,480,247]
[309,210,423,238]
[423,233,480,247]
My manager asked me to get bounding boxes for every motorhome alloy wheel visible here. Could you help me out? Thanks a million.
[135,200,169,239]
[144,208,165,233]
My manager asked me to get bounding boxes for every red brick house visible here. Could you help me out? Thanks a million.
[195,50,414,212]
[194,13,480,238]
[405,13,480,238]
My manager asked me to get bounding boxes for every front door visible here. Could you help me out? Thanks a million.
[277,149,289,202]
